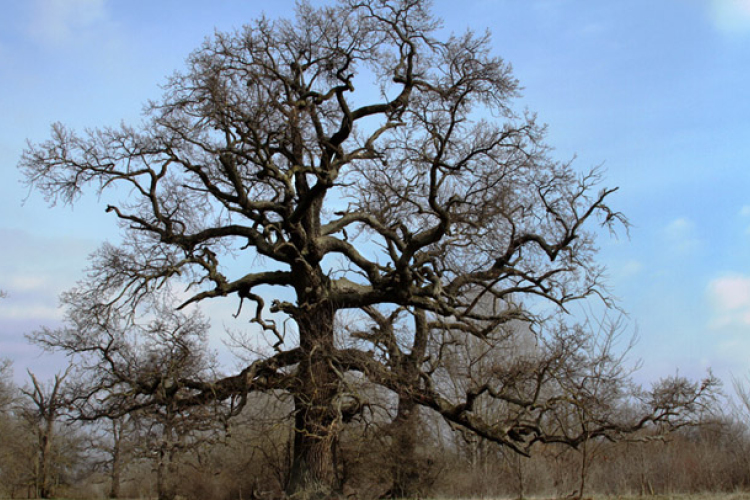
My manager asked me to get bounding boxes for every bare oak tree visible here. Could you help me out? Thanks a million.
[350,307,717,498]
[18,0,682,495]
[31,298,223,500]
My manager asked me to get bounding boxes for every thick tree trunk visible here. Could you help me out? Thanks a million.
[383,396,421,499]
[383,309,429,499]
[285,301,340,497]
[287,403,338,494]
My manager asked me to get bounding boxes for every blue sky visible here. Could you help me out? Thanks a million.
[1,0,749,388]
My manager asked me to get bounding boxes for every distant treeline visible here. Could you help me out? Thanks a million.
[1,365,749,500]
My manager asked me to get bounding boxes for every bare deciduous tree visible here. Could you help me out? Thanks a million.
[0,358,15,412]
[20,0,705,495]
[107,416,130,499]
[19,369,70,499]
[30,299,223,500]
[0,359,22,497]
[351,307,718,498]
[733,373,750,425]
[86,414,139,499]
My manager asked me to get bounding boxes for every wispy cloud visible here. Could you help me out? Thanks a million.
[6,276,50,293]
[620,259,643,278]
[0,228,98,328]
[0,304,62,322]
[27,0,108,46]
[0,277,64,324]
[610,259,643,282]
[665,217,694,238]
[709,0,750,35]
[664,217,701,254]
[705,274,750,378]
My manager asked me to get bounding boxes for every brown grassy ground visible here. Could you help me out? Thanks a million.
[41,493,750,500]
[433,494,750,500]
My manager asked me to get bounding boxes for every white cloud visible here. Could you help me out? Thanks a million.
[707,274,750,329]
[665,217,694,238]
[27,0,108,46]
[709,275,750,311]
[710,0,750,35]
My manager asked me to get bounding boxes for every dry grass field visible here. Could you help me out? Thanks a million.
[427,495,750,500]
[600,496,750,500]
[28,493,750,500]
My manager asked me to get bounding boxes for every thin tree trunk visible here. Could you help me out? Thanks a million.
[39,416,54,499]
[513,453,526,500]
[156,446,167,500]
[577,440,589,500]
[109,419,122,499]
[156,419,176,500]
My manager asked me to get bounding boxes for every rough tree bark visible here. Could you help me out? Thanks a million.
[387,309,429,498]
[385,397,421,499]
[286,300,340,495]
